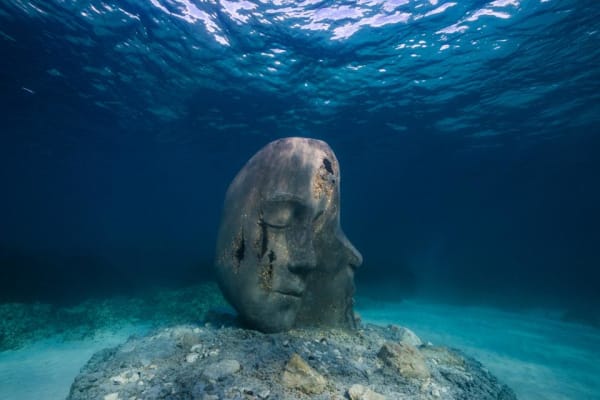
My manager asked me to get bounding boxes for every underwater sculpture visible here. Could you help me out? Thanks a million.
[215,137,363,332]
[66,139,518,400]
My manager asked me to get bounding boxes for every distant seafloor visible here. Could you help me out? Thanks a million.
[0,283,599,400]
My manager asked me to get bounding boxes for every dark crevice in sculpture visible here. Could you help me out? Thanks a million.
[322,158,333,174]
[235,231,245,264]
[268,250,276,263]
[259,221,268,259]
[323,158,333,174]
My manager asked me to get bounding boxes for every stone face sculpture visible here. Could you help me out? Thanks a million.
[215,137,362,332]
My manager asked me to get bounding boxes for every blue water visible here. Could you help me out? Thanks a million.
[0,0,599,387]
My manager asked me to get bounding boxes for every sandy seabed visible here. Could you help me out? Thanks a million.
[356,299,600,400]
[0,298,598,400]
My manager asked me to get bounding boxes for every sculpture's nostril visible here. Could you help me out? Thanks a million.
[288,259,317,273]
[337,231,363,269]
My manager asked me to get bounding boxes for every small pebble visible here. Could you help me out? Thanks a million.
[202,359,241,381]
[191,344,203,353]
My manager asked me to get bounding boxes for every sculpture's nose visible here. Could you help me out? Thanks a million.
[288,250,317,273]
[337,230,363,270]
[287,229,318,273]
[346,241,362,270]
[349,245,362,269]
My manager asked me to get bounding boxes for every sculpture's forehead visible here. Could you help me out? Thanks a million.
[258,137,335,168]
[228,137,339,211]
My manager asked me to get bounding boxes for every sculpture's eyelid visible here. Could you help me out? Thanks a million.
[260,217,289,229]
[261,198,309,228]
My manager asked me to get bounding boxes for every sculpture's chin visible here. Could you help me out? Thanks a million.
[242,293,302,333]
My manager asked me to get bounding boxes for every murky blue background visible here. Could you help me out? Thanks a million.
[1,0,599,323]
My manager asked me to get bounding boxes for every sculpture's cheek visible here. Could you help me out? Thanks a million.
[258,255,274,291]
[270,262,307,297]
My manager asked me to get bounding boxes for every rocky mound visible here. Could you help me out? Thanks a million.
[67,322,516,400]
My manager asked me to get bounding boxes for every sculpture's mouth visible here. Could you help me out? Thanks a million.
[272,268,306,298]
[273,289,303,298]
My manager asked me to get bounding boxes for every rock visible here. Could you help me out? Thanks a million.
[348,384,386,400]
[67,324,516,400]
[377,342,430,380]
[191,344,203,352]
[281,353,327,394]
[423,346,465,368]
[202,359,241,381]
[186,352,199,363]
[110,370,139,385]
[389,325,422,347]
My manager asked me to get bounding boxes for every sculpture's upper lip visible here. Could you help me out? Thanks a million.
[273,270,306,298]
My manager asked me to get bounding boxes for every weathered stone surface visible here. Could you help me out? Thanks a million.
[202,359,241,381]
[186,352,199,363]
[281,353,327,394]
[378,341,431,380]
[110,370,140,385]
[348,383,386,400]
[215,137,362,333]
[389,324,423,347]
[67,323,516,400]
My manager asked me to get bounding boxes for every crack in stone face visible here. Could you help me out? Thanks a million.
[235,231,245,263]
[322,158,333,174]
[231,229,245,272]
[259,221,268,259]
[268,250,276,263]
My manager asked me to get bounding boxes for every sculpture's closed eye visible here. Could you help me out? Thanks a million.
[262,198,310,228]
